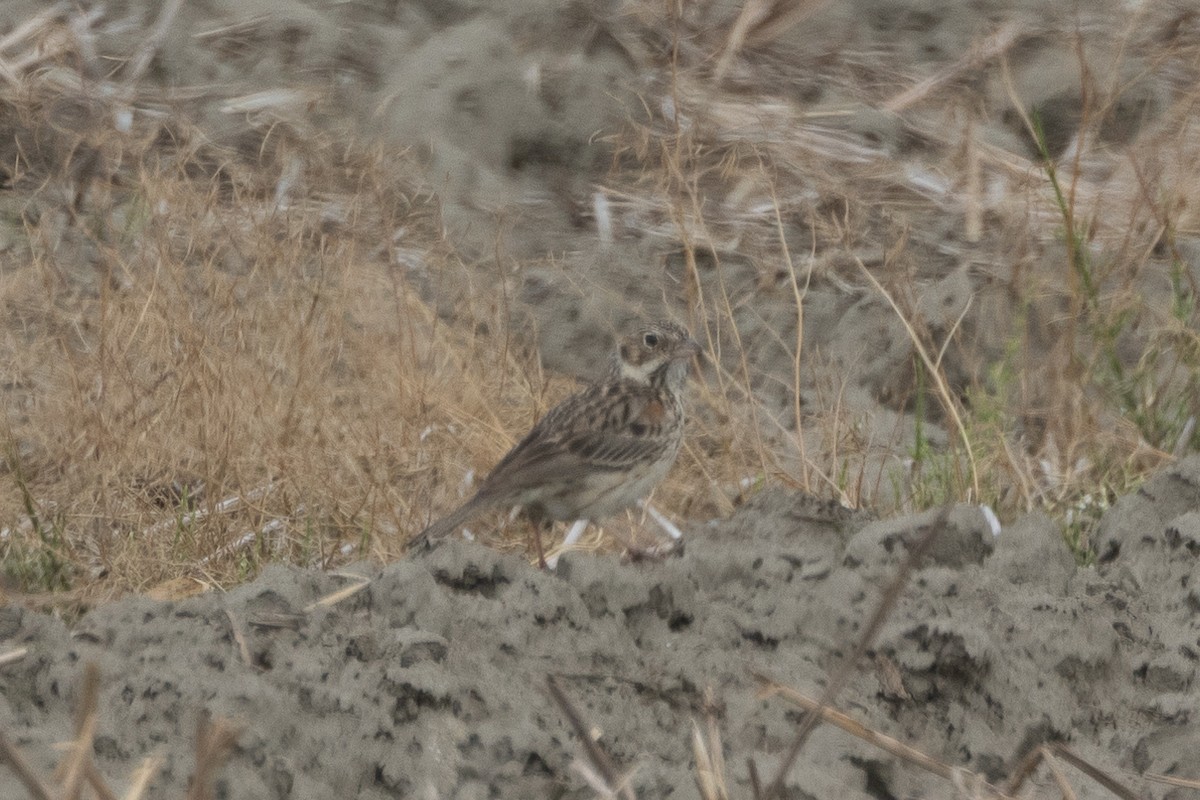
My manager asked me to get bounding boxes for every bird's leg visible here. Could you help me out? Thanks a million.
[545,519,588,570]
[621,501,684,561]
[560,518,590,548]
[526,508,550,570]
[641,501,683,539]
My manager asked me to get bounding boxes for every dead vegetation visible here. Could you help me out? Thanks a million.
[0,659,239,800]
[609,0,1200,541]
[0,6,563,600]
[2,0,1200,603]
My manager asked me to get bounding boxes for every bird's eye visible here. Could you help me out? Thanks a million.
[643,332,659,347]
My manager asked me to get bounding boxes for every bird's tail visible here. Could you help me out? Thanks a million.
[408,493,491,550]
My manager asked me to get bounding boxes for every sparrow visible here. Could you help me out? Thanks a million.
[410,320,700,558]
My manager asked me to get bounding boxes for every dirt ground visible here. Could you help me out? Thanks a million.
[3,0,1200,797]
[4,459,1199,798]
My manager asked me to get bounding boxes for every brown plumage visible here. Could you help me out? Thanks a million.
[410,320,700,550]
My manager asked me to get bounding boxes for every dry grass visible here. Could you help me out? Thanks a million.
[0,11,578,599]
[0,8,768,601]
[1,118,475,596]
[4,2,1200,600]
[606,0,1200,543]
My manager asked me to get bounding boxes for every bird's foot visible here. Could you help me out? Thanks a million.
[622,538,684,563]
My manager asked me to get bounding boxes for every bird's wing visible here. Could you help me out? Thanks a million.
[475,381,672,497]
[562,386,676,469]
[410,381,676,546]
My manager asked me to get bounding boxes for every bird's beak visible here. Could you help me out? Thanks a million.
[674,338,703,361]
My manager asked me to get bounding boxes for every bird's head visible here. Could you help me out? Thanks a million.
[613,320,701,389]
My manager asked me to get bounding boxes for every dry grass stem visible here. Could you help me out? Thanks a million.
[1039,746,1079,800]
[701,687,729,800]
[691,689,730,800]
[186,716,241,800]
[964,116,982,244]
[757,683,963,783]
[547,675,637,800]
[0,733,54,800]
[741,0,828,49]
[1002,743,1045,796]
[0,661,237,800]
[1003,744,1143,800]
[122,0,185,89]
[755,684,1144,800]
[119,754,163,800]
[0,6,67,88]
[58,709,96,799]
[855,258,981,499]
[56,664,103,799]
[0,664,122,800]
[1146,773,1200,790]
[84,761,119,800]
[1045,745,1142,800]
[303,572,372,611]
[756,508,947,798]
[0,648,28,667]
[224,610,255,669]
[884,22,1026,112]
[715,0,774,80]
[138,485,275,541]
[691,721,723,800]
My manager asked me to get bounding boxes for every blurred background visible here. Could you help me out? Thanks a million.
[2,0,1199,597]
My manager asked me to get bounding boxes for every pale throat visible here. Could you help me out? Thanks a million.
[617,358,662,385]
